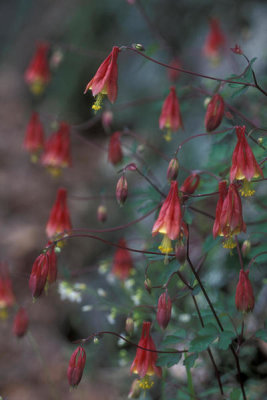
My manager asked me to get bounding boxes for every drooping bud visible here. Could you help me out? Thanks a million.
[13,307,29,338]
[180,173,200,201]
[24,42,51,95]
[125,317,134,335]
[241,240,251,258]
[23,112,45,161]
[116,175,128,206]
[29,253,49,298]
[97,205,107,223]
[102,111,113,130]
[231,44,243,55]
[167,158,179,181]
[144,278,152,294]
[235,270,255,313]
[156,292,172,329]
[205,94,224,132]
[108,132,123,165]
[175,243,186,265]
[128,379,141,398]
[67,346,86,388]
[46,188,72,240]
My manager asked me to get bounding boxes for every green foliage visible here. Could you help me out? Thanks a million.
[156,350,182,368]
[183,352,198,369]
[255,329,267,342]
[230,388,242,400]
[189,323,219,352]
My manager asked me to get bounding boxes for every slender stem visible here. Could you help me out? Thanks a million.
[124,47,258,89]
[135,167,166,197]
[192,295,224,396]
[235,236,244,270]
[188,206,215,220]
[184,353,197,399]
[247,251,267,269]
[124,129,169,161]
[74,331,187,354]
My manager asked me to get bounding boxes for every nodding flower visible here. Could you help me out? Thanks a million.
[204,94,224,132]
[235,269,255,313]
[0,262,15,311]
[108,132,123,165]
[84,46,120,111]
[41,122,71,176]
[13,308,29,338]
[67,346,86,388]
[230,126,263,197]
[24,42,51,95]
[203,18,225,61]
[130,321,162,390]
[156,292,172,330]
[46,188,72,240]
[159,87,183,141]
[23,112,45,162]
[112,239,133,280]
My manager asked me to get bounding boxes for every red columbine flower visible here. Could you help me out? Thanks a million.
[23,112,45,161]
[218,183,246,248]
[112,239,133,280]
[46,188,72,240]
[130,321,162,389]
[0,262,15,310]
[24,42,51,95]
[41,122,71,176]
[205,94,224,132]
[116,175,128,206]
[157,292,172,330]
[159,87,183,141]
[235,269,255,313]
[204,18,225,61]
[67,346,86,388]
[152,181,182,256]
[180,173,200,201]
[13,307,29,338]
[29,253,49,298]
[230,126,264,197]
[108,131,123,165]
[213,180,228,239]
[84,46,120,111]
[167,58,181,82]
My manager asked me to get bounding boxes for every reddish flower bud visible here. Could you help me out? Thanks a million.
[180,173,200,200]
[97,205,107,223]
[204,94,224,132]
[175,243,186,265]
[213,181,228,239]
[203,18,225,60]
[102,111,113,130]
[46,188,72,240]
[41,122,71,176]
[167,58,181,82]
[157,292,172,329]
[84,46,120,110]
[108,132,123,165]
[112,239,133,280]
[231,44,243,55]
[24,42,51,95]
[131,321,162,389]
[67,346,86,388]
[116,175,128,206]
[125,317,134,335]
[230,126,263,196]
[23,112,45,160]
[0,262,15,310]
[167,158,179,181]
[13,307,29,338]
[29,253,49,298]
[159,87,183,141]
[235,270,255,313]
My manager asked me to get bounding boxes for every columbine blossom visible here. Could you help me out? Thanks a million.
[235,269,255,312]
[46,188,72,240]
[24,42,51,94]
[23,112,45,161]
[112,239,133,280]
[159,87,183,141]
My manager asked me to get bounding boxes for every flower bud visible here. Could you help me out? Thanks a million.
[156,292,172,329]
[67,346,86,388]
[241,240,251,258]
[108,132,123,165]
[180,173,200,200]
[125,317,134,335]
[29,253,49,298]
[13,307,29,338]
[97,205,107,223]
[230,44,243,55]
[167,158,179,181]
[144,278,152,294]
[116,175,128,206]
[128,379,141,398]
[175,243,186,265]
[235,270,255,313]
[204,94,224,132]
[102,111,113,130]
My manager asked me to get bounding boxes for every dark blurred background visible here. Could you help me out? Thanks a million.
[0,0,266,399]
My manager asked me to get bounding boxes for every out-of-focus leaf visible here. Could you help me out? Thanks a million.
[183,352,198,368]
[255,329,267,342]
[156,350,181,367]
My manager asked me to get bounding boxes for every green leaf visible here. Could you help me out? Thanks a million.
[216,330,235,350]
[202,235,220,252]
[192,284,201,296]
[162,330,187,346]
[183,352,198,368]
[230,388,242,400]
[231,85,248,99]
[255,329,267,342]
[189,324,219,352]
[156,350,182,367]
[183,208,193,225]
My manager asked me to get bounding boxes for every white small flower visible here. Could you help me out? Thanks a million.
[97,288,107,297]
[82,305,93,312]
[107,313,115,325]
[179,313,191,323]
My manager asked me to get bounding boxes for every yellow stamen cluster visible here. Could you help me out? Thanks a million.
[138,375,154,390]
[92,93,104,112]
[30,79,45,95]
[158,235,173,254]
[222,236,236,249]
[164,128,172,142]
[239,180,255,197]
